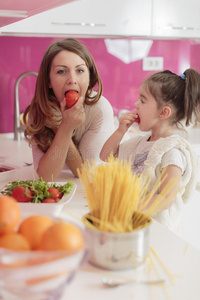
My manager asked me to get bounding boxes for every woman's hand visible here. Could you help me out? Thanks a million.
[37,96,85,181]
[60,95,85,131]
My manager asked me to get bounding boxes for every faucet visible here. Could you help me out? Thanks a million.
[14,71,38,141]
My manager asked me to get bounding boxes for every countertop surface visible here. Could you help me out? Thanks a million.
[0,135,200,300]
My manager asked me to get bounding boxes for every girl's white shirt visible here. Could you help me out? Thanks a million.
[31,95,115,174]
[119,133,198,235]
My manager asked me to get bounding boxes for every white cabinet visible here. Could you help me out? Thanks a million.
[152,0,200,38]
[0,0,74,27]
[0,0,152,37]
[51,0,152,37]
[2,0,200,38]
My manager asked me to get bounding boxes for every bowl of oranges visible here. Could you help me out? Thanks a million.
[0,195,87,300]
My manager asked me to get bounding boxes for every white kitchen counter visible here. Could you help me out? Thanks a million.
[60,177,200,300]
[63,222,200,300]
[0,134,200,300]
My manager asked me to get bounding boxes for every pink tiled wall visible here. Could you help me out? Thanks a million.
[0,36,199,133]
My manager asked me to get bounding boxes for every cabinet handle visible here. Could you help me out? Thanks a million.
[165,26,200,31]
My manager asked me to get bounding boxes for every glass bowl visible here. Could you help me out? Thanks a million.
[0,164,20,183]
[0,222,87,300]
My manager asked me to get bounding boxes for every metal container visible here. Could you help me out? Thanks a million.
[83,214,151,270]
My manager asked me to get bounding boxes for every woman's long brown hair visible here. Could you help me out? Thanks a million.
[24,38,103,152]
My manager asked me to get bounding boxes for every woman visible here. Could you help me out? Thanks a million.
[24,38,115,181]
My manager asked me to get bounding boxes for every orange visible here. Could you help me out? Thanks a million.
[0,232,31,251]
[0,195,21,235]
[18,215,54,250]
[38,221,84,251]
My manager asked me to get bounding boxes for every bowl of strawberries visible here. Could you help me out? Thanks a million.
[0,178,77,217]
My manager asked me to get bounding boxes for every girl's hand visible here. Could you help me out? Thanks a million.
[60,96,85,131]
[119,111,139,133]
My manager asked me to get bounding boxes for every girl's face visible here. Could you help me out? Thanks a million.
[134,83,161,131]
[49,50,90,103]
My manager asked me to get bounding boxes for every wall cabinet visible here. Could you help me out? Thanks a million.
[0,0,74,27]
[0,0,152,37]
[1,0,200,38]
[48,0,152,37]
[152,0,200,38]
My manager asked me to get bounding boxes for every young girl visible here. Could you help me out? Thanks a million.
[24,38,115,181]
[100,69,200,235]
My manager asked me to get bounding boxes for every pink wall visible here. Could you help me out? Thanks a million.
[0,36,200,133]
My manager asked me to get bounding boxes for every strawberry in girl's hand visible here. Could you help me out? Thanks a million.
[65,91,80,108]
[135,116,140,124]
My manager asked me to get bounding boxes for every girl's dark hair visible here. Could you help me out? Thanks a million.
[143,68,200,126]
[23,38,103,151]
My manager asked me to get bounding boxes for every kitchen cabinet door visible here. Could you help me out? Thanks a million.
[0,0,74,27]
[54,0,152,37]
[0,0,152,37]
[152,0,200,38]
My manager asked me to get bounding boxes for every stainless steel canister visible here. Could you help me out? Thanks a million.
[83,215,151,270]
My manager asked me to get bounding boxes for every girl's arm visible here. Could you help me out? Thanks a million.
[99,128,125,161]
[36,97,85,181]
[160,165,182,208]
[100,111,138,161]
[142,165,182,213]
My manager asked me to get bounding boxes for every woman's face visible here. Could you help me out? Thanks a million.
[49,50,90,103]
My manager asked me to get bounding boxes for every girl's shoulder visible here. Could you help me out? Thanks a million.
[145,134,197,173]
[153,134,194,152]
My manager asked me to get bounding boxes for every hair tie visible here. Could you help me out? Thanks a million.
[180,73,186,80]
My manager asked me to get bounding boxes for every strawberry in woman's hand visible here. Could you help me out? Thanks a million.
[65,91,80,108]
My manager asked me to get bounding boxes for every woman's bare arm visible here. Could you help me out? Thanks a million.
[65,140,83,177]
[36,97,85,181]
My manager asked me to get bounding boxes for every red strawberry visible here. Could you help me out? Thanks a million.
[65,91,80,108]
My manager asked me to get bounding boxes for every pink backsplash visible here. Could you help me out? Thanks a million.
[0,36,200,133]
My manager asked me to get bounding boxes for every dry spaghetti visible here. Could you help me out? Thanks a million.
[78,155,179,233]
